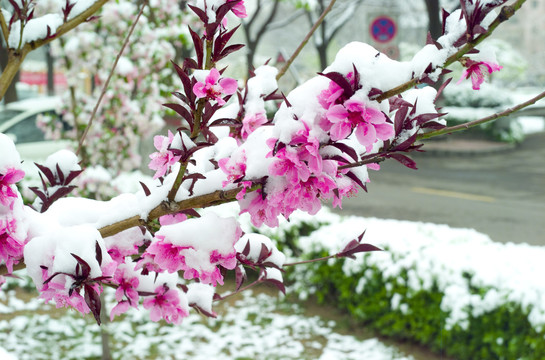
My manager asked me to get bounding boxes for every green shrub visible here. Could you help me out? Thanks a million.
[276,214,545,360]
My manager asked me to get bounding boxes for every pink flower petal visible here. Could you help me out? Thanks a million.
[355,122,377,148]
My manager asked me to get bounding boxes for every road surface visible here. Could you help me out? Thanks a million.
[329,133,545,245]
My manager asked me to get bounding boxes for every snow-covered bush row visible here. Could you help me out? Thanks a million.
[441,83,526,143]
[279,210,545,359]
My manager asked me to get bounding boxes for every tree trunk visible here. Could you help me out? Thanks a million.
[425,0,442,39]
[317,42,328,71]
[0,42,19,103]
[46,44,55,96]
[99,293,113,360]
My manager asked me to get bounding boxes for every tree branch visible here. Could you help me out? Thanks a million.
[276,0,338,81]
[0,51,24,100]
[0,0,111,100]
[265,9,305,31]
[77,0,147,155]
[418,89,545,140]
[376,0,526,102]
[245,0,263,34]
[23,0,111,51]
[254,0,281,45]
[0,10,9,45]
[101,184,261,238]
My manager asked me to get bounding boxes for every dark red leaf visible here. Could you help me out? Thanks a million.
[84,284,102,325]
[328,142,358,162]
[188,26,204,68]
[394,105,409,135]
[387,153,418,170]
[338,242,382,259]
[235,265,246,291]
[163,103,193,124]
[187,4,208,23]
[34,163,56,185]
[241,240,251,257]
[263,275,286,295]
[65,169,83,184]
[258,243,271,263]
[95,241,102,266]
[191,304,217,318]
[318,72,353,98]
[217,44,245,62]
[139,181,151,197]
[345,171,367,192]
[71,253,91,279]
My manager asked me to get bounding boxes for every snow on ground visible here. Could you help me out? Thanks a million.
[2,204,544,359]
[0,285,412,360]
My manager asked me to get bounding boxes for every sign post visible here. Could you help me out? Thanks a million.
[369,15,399,59]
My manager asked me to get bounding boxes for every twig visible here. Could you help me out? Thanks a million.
[214,278,263,302]
[283,254,337,267]
[76,0,147,155]
[376,0,526,102]
[276,0,337,81]
[0,10,9,45]
[419,89,545,140]
[338,155,386,171]
[1,0,111,100]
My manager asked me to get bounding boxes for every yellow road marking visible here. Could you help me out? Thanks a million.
[411,187,496,203]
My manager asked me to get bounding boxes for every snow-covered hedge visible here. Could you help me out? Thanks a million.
[441,83,525,143]
[271,209,545,360]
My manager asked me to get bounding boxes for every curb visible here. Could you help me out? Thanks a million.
[417,139,516,156]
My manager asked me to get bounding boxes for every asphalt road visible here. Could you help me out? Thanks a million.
[329,132,545,245]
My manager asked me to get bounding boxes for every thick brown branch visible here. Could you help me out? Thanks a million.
[0,52,24,100]
[102,185,260,238]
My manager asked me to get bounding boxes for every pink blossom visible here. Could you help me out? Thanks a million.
[331,175,359,209]
[318,79,345,110]
[241,112,267,140]
[148,130,181,179]
[40,279,94,314]
[269,147,311,186]
[193,68,237,105]
[0,218,24,273]
[146,240,192,273]
[324,99,393,151]
[235,180,253,201]
[113,268,139,304]
[109,268,140,320]
[143,285,188,324]
[457,59,503,90]
[239,190,281,228]
[146,222,241,287]
[110,301,131,320]
[218,151,247,187]
[318,72,355,110]
[159,213,187,226]
[227,0,247,18]
[0,168,24,208]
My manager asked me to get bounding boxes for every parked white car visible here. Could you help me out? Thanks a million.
[0,97,72,164]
